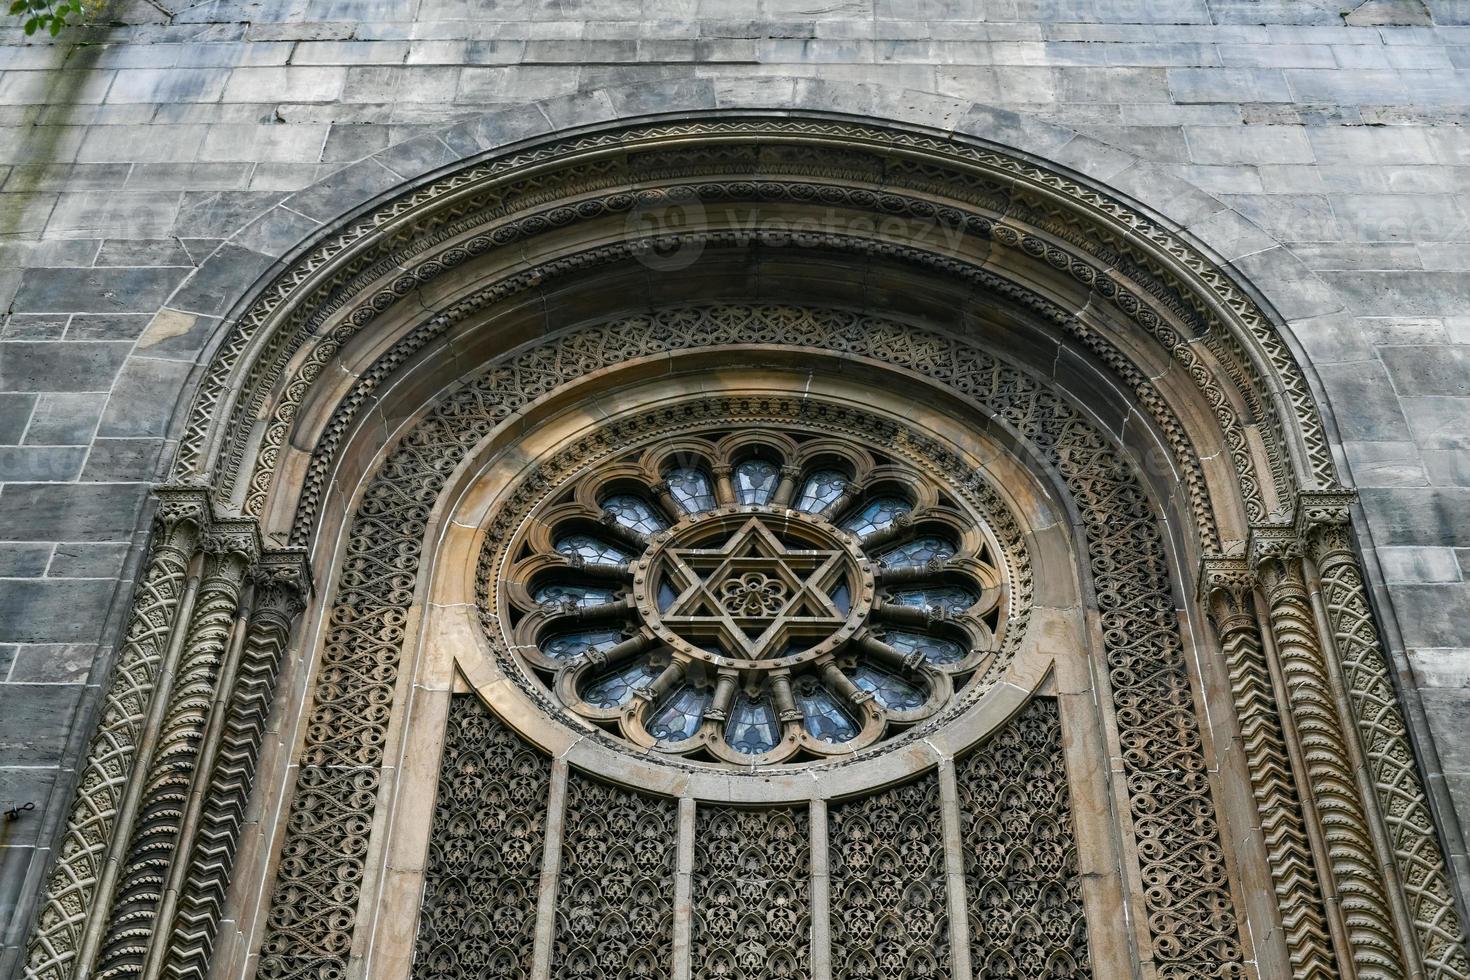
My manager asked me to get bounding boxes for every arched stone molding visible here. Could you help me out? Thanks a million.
[14,93,1468,980]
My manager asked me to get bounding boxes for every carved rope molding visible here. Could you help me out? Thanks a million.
[1201,556,1336,980]
[1297,493,1470,980]
[168,119,1322,523]
[253,307,1244,979]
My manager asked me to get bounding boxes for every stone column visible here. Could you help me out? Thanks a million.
[22,484,211,980]
[1252,527,1407,980]
[157,548,310,980]
[1297,493,1470,978]
[94,519,261,980]
[1201,555,1336,979]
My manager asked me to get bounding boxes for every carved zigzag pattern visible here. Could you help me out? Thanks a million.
[1223,627,1336,979]
[163,618,290,980]
[1317,557,1470,980]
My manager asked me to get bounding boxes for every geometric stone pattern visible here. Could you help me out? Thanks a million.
[411,696,549,980]
[4,15,1470,973]
[252,306,1244,977]
[957,697,1090,978]
[551,772,676,980]
[829,772,949,980]
[691,805,810,980]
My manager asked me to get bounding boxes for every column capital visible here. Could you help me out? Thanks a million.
[152,481,213,538]
[202,516,263,564]
[1293,488,1357,538]
[1198,555,1256,635]
[1248,523,1301,569]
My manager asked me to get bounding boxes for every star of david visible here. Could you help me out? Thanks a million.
[657,517,853,661]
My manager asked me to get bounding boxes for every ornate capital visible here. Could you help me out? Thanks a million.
[1294,488,1358,570]
[151,482,212,550]
[252,547,312,624]
[1199,555,1256,636]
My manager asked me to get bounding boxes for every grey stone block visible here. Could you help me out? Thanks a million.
[64,315,152,342]
[0,447,87,482]
[1185,125,1313,164]
[7,644,95,684]
[170,246,276,316]
[197,124,330,163]
[1362,486,1470,546]
[1,317,67,342]
[1391,584,1470,649]
[94,239,195,267]
[0,394,34,444]
[1318,360,1415,441]
[172,190,284,240]
[0,342,132,392]
[80,438,168,483]
[1404,396,1470,450]
[0,685,82,763]
[0,483,147,542]
[1378,546,1463,583]
[0,767,57,845]
[1380,346,1470,396]
[9,267,187,316]
[1323,270,1470,316]
[1346,441,1430,488]
[1168,67,1293,102]
[95,358,194,439]
[1329,193,1470,242]
[1424,449,1470,485]
[44,191,181,240]
[1219,193,1338,241]
[107,68,230,103]
[221,66,348,103]
[0,544,51,577]
[47,542,131,579]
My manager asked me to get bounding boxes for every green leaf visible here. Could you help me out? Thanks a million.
[7,1,26,15]
[48,16,61,32]
[22,14,38,31]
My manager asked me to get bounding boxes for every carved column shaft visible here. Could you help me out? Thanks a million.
[23,486,211,980]
[1254,533,1407,980]
[1300,497,1470,980]
[1201,557,1336,979]
[159,549,310,980]
[95,521,261,980]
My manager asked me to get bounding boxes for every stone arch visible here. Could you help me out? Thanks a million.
[17,92,1468,980]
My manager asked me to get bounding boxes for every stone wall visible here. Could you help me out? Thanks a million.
[1,0,1469,972]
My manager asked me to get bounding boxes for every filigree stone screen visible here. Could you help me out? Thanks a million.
[412,696,550,980]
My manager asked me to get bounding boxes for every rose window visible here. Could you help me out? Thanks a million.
[496,428,1010,765]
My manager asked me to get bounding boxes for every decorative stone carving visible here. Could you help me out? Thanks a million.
[829,773,950,979]
[691,806,811,980]
[412,696,550,980]
[1253,525,1408,979]
[163,548,310,980]
[1297,494,1470,979]
[1201,556,1336,979]
[957,697,1090,978]
[24,485,211,980]
[551,772,676,980]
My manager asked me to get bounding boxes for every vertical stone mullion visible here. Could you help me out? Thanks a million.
[531,758,569,980]
[1300,495,1470,979]
[24,485,211,980]
[1253,529,1408,980]
[672,797,695,980]
[1201,556,1335,979]
[938,759,973,980]
[155,549,310,980]
[809,798,830,980]
[94,518,260,980]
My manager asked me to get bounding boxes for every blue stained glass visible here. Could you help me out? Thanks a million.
[541,629,623,661]
[724,692,781,755]
[648,684,710,742]
[658,581,678,612]
[665,467,716,514]
[581,657,661,708]
[884,630,967,665]
[734,460,780,505]
[849,664,925,711]
[794,676,859,743]
[841,496,911,537]
[830,582,851,616]
[887,585,978,616]
[795,470,846,513]
[601,494,667,535]
[555,533,634,566]
[533,584,616,610]
[876,535,956,568]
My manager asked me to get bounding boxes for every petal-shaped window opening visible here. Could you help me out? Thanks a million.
[665,467,716,514]
[794,676,859,743]
[534,584,617,610]
[724,692,781,755]
[734,460,780,505]
[555,534,634,566]
[541,629,624,661]
[841,497,911,537]
[649,684,710,742]
[601,494,667,535]
[883,631,966,666]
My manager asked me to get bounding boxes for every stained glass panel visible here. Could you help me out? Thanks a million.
[849,664,925,711]
[555,533,634,566]
[724,692,781,755]
[884,630,967,665]
[876,535,956,568]
[541,629,624,661]
[601,494,667,535]
[887,585,977,616]
[734,459,780,505]
[581,657,661,708]
[794,675,859,743]
[795,470,846,513]
[534,584,617,610]
[665,467,716,513]
[841,496,911,537]
[649,684,710,742]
